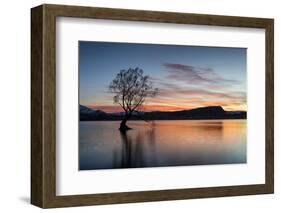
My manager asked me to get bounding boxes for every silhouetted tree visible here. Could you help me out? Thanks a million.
[109,67,158,132]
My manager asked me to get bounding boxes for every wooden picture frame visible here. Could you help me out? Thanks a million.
[31,4,274,208]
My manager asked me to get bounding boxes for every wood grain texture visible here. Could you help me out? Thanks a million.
[31,5,43,207]
[265,20,274,193]
[31,4,274,208]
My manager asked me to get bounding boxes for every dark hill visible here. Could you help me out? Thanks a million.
[79,105,108,120]
[80,105,246,121]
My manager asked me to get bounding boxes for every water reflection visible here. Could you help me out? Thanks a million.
[79,120,246,170]
[117,128,157,168]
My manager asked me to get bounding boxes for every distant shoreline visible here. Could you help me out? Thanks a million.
[80,105,246,121]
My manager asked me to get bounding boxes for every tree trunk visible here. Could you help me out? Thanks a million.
[119,114,132,132]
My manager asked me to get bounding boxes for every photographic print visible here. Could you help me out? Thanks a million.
[79,41,247,170]
[31,5,274,207]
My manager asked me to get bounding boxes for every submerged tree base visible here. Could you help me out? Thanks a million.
[119,124,132,132]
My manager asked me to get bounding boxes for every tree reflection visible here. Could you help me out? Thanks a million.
[115,126,157,168]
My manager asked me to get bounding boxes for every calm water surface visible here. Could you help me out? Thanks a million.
[79,120,246,170]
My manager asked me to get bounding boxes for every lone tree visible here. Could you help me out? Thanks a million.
[109,67,158,132]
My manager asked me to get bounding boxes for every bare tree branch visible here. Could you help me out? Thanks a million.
[109,67,158,116]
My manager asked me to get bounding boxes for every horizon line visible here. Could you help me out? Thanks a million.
[81,104,247,113]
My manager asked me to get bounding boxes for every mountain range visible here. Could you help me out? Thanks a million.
[80,105,246,121]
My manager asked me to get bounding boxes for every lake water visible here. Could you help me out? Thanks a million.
[79,120,246,170]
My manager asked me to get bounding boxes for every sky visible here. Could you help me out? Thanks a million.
[79,41,247,112]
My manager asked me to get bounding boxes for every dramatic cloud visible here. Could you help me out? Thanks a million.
[163,63,238,85]
[159,88,246,101]
[85,63,246,112]
[146,70,246,111]
[152,80,245,101]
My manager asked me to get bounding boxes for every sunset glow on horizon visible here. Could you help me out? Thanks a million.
[86,102,247,113]
[79,42,247,113]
